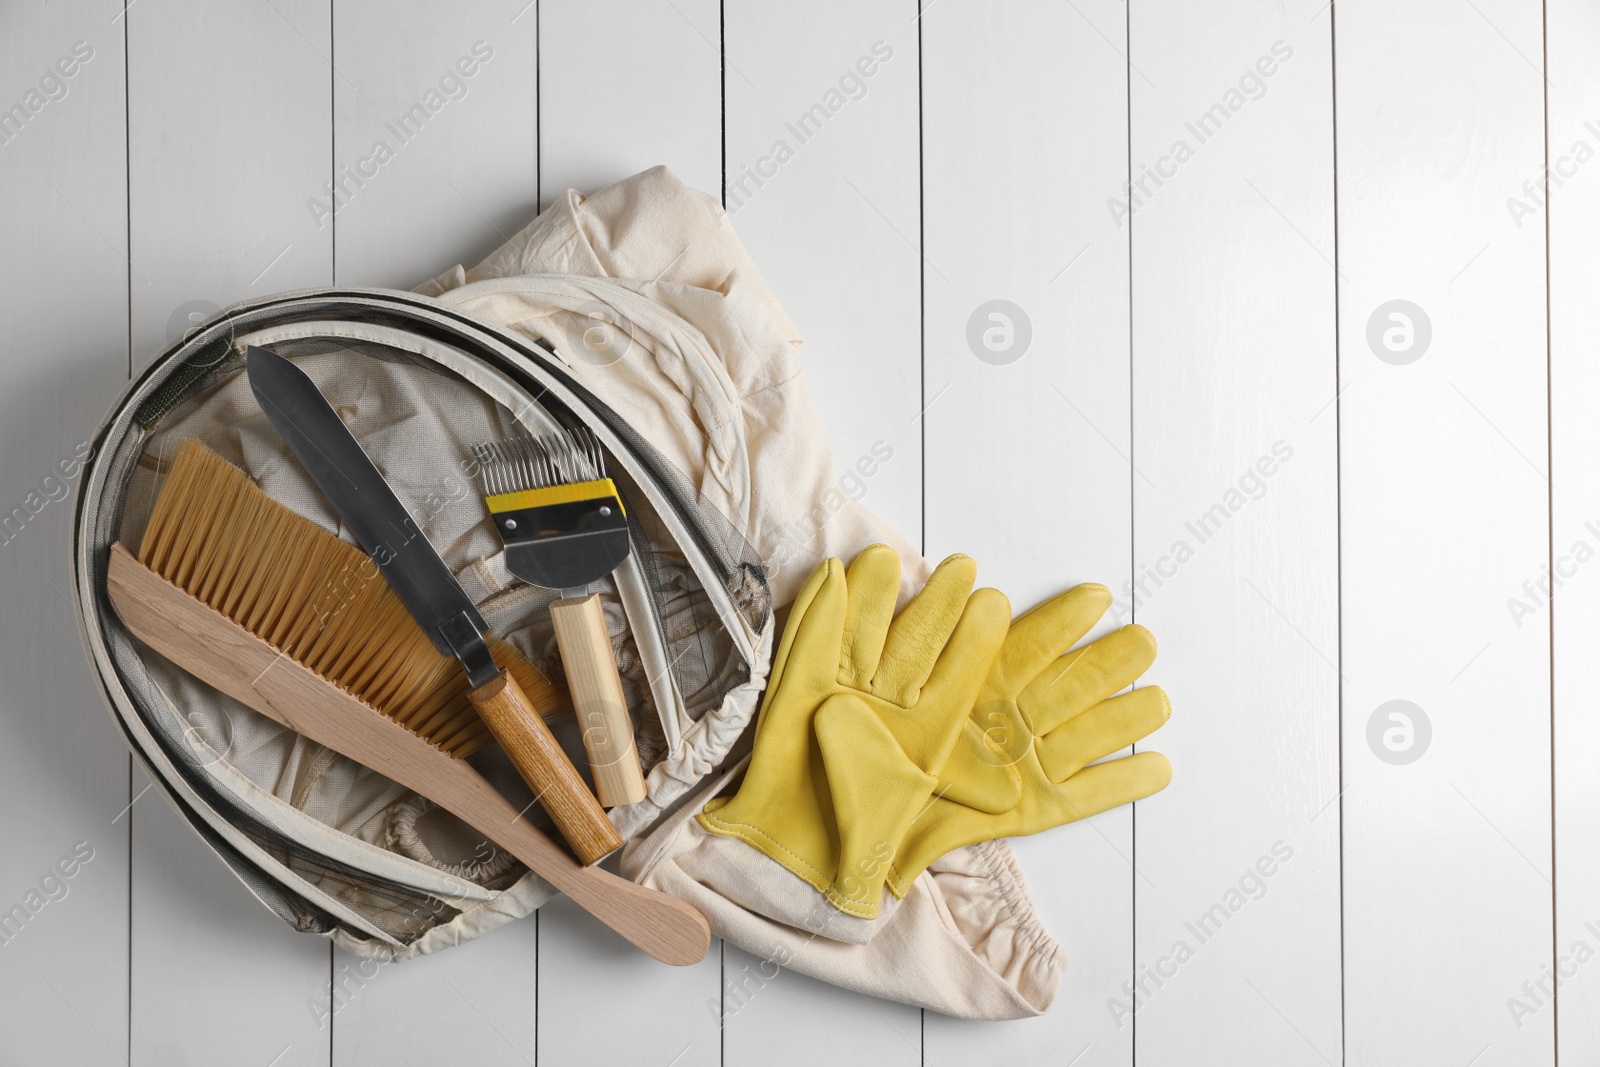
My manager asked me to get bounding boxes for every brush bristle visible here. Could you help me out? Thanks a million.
[138,439,558,757]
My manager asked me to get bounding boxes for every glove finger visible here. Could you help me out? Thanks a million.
[1047,750,1173,825]
[762,557,833,701]
[696,559,852,881]
[770,557,851,703]
[985,584,1112,701]
[900,585,1012,743]
[1037,686,1171,781]
[870,553,978,705]
[891,749,1173,895]
[874,586,1010,772]
[1020,624,1157,736]
[838,544,902,689]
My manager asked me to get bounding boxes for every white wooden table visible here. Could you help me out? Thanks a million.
[0,0,1585,1063]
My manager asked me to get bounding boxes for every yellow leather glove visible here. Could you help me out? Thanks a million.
[886,583,1173,897]
[699,545,1010,918]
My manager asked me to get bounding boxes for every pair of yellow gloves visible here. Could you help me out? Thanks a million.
[698,545,1172,920]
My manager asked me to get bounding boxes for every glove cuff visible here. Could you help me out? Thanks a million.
[816,694,941,919]
[630,760,1068,1019]
[696,806,836,896]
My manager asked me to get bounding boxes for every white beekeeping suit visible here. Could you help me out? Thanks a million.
[418,166,1065,1020]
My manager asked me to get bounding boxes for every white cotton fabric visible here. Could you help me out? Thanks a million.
[622,762,1065,1021]
[416,166,1066,1019]
[109,308,772,959]
[415,168,928,607]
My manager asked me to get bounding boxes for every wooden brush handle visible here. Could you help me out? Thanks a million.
[468,670,622,865]
[549,594,648,808]
[106,544,709,965]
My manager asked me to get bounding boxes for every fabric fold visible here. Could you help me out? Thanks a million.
[410,165,1068,1018]
[623,761,1066,1020]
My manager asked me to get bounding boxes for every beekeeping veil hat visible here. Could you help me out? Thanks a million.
[76,283,775,956]
[74,166,1063,1020]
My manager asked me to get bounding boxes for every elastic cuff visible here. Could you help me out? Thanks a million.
[925,840,1065,1014]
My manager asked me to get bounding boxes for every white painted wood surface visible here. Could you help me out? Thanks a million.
[0,4,131,1064]
[127,0,334,362]
[330,3,544,1063]
[124,4,335,1064]
[333,0,539,291]
[1130,3,1342,1064]
[1336,2,1552,1065]
[920,2,1134,1064]
[0,0,1587,1063]
[538,0,722,210]
[1550,1,1600,1063]
[535,6,727,1066]
[723,2,922,1060]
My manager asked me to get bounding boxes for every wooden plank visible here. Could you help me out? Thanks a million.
[1550,2,1600,1061]
[0,3,131,1062]
[126,1,333,361]
[123,2,334,1064]
[721,945,920,1066]
[1127,2,1341,1063]
[538,895,721,1066]
[328,1,547,1062]
[538,0,722,204]
[332,0,538,289]
[725,0,922,555]
[1336,1,1552,1063]
[131,768,336,1067]
[534,2,724,1064]
[920,0,1135,1058]
[721,1,921,1060]
[332,921,540,1065]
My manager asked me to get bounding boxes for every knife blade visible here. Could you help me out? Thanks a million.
[246,345,496,684]
[245,344,622,865]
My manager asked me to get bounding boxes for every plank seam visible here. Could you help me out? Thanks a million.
[328,3,338,1059]
[534,4,543,1062]
[1542,0,1558,1059]
[719,9,727,1064]
[535,0,542,209]
[1329,1,1346,1061]
[122,0,134,1059]
[1126,1,1138,1065]
[719,0,726,209]
[916,2,927,1057]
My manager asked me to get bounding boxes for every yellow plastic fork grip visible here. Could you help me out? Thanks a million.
[485,478,625,515]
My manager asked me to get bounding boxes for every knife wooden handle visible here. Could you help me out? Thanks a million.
[549,594,648,808]
[469,670,623,865]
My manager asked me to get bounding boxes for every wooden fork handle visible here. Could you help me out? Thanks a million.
[549,594,648,808]
[469,670,623,865]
